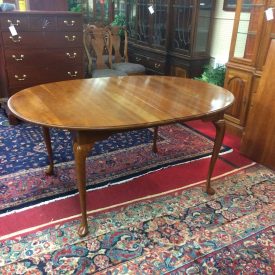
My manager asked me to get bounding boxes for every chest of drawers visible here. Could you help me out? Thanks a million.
[0,11,84,122]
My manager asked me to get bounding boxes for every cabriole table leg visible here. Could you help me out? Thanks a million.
[42,126,54,175]
[73,134,95,237]
[73,131,111,237]
[152,126,158,153]
[205,117,226,195]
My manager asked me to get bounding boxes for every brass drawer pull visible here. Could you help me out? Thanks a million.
[9,36,22,43]
[68,71,78,77]
[66,52,77,59]
[12,54,24,61]
[135,57,141,62]
[65,35,76,42]
[14,74,27,81]
[64,20,75,26]
[7,19,20,26]
[154,63,161,69]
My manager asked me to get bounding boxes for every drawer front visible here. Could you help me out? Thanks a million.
[29,15,57,31]
[49,65,84,81]
[2,31,82,48]
[2,32,45,48]
[4,48,47,68]
[45,32,83,48]
[57,15,83,31]
[0,14,29,31]
[45,48,83,66]
[4,48,83,68]
[7,67,48,87]
[145,58,165,73]
[130,53,165,74]
[7,64,84,88]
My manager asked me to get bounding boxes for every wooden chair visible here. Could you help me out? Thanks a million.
[83,25,127,78]
[109,26,158,152]
[109,26,146,75]
[83,25,158,152]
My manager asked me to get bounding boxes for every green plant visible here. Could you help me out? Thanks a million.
[111,14,126,37]
[111,14,126,27]
[195,64,226,87]
[67,0,82,12]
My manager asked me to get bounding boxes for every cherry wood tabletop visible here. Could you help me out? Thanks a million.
[7,75,234,237]
[8,76,234,130]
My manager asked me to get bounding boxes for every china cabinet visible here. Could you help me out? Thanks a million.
[240,39,275,169]
[126,0,215,77]
[224,0,275,136]
[70,0,215,77]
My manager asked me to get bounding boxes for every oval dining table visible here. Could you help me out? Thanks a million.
[8,76,234,237]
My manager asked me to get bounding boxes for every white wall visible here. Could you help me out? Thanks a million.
[210,0,235,65]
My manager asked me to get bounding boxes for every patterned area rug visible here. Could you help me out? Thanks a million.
[0,164,274,273]
[0,110,231,215]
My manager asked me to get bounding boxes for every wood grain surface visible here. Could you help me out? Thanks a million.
[8,76,234,130]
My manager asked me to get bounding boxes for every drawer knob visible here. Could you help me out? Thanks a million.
[64,20,75,26]
[154,63,161,69]
[68,71,78,77]
[12,54,24,61]
[66,52,77,59]
[14,74,27,81]
[135,57,141,62]
[9,36,22,43]
[65,35,76,42]
[7,19,20,26]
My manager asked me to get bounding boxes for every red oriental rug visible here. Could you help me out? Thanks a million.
[0,120,252,236]
[0,163,274,274]
[0,117,266,274]
[1,122,232,216]
[0,117,254,235]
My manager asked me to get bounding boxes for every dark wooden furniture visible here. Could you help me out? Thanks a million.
[224,0,275,136]
[8,76,234,237]
[0,11,84,123]
[240,39,275,169]
[126,0,215,77]
[82,1,215,77]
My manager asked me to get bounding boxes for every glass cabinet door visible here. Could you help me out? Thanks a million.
[230,0,266,65]
[113,0,126,17]
[127,1,137,40]
[127,0,168,49]
[194,0,214,54]
[256,2,275,70]
[85,0,112,23]
[170,0,194,55]
[151,0,168,48]
[136,0,150,44]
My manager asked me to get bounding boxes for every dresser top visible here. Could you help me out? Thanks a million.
[0,11,81,15]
